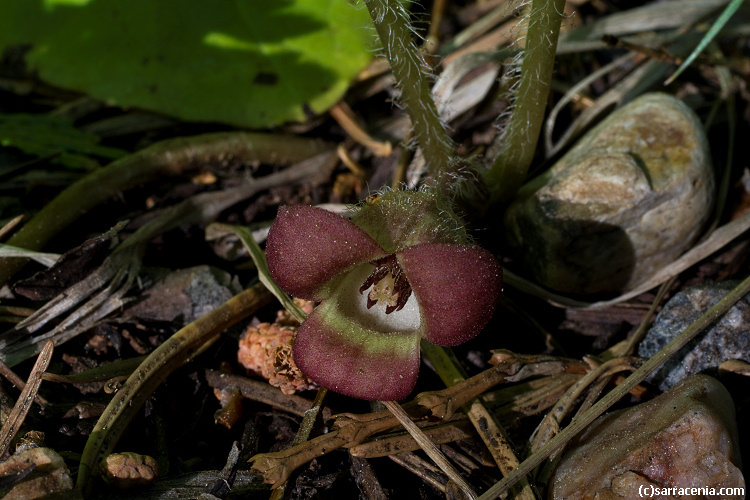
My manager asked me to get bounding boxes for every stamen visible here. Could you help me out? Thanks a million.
[393,288,412,313]
[359,265,389,294]
[359,255,413,314]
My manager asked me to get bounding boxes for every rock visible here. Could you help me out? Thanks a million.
[638,281,750,391]
[124,265,242,324]
[549,375,744,500]
[0,447,74,499]
[504,93,713,294]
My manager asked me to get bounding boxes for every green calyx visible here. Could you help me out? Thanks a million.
[350,189,469,254]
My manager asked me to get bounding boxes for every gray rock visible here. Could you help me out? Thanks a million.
[505,93,713,294]
[125,265,242,325]
[549,375,744,500]
[638,281,750,391]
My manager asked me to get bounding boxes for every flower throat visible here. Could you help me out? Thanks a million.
[359,255,412,314]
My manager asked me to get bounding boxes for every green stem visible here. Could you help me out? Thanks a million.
[364,0,455,190]
[0,132,331,287]
[484,0,566,204]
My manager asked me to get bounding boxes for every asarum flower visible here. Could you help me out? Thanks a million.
[266,190,502,401]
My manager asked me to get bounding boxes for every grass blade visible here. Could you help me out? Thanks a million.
[664,0,743,85]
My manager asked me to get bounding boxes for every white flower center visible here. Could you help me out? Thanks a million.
[338,264,421,334]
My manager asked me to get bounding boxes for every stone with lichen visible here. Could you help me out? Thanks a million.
[549,375,744,499]
[238,322,317,395]
[638,281,750,391]
[504,93,713,294]
[124,265,242,324]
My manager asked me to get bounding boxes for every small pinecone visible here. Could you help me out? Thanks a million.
[238,322,316,395]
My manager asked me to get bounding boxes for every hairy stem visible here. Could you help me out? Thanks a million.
[364,0,455,189]
[484,0,566,204]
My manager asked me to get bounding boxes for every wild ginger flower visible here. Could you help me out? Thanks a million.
[266,190,502,400]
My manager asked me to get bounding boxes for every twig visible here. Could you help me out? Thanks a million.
[330,103,392,157]
[478,273,750,499]
[0,358,49,407]
[249,403,431,487]
[527,357,643,455]
[350,375,581,459]
[417,349,588,421]
[250,429,352,488]
[337,144,368,178]
[249,352,586,487]
[205,370,318,419]
[269,388,328,500]
[0,340,53,458]
[421,343,537,500]
[350,419,476,458]
[0,215,24,241]
[382,400,477,500]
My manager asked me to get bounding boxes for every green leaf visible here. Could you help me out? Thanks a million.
[0,0,373,128]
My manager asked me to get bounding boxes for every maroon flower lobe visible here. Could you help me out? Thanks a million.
[266,205,386,301]
[398,243,502,346]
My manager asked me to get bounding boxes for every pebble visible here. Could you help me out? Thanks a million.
[504,93,714,294]
[124,265,242,324]
[549,375,744,499]
[638,281,750,391]
[0,447,73,499]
